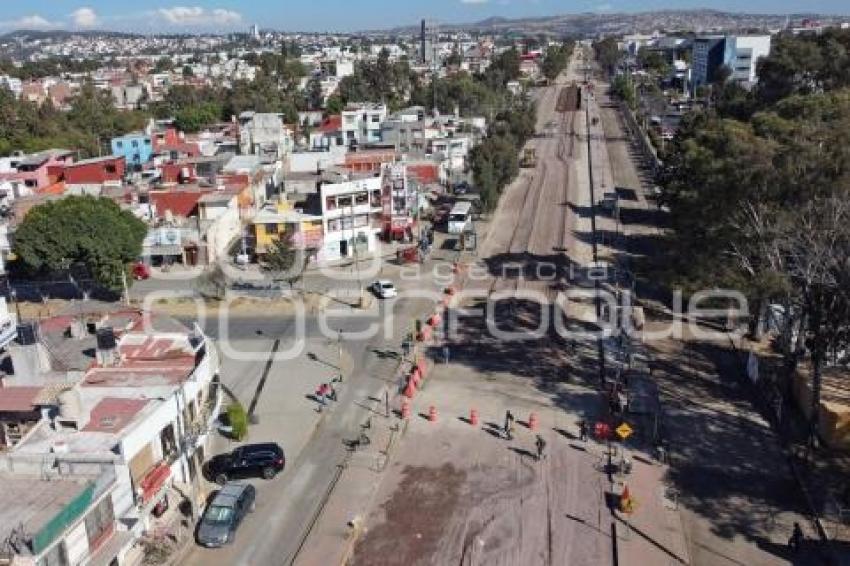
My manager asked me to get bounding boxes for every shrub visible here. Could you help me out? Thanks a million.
[227,402,248,441]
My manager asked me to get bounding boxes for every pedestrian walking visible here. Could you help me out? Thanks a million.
[315,383,328,412]
[328,383,338,402]
[788,522,804,552]
[504,410,515,437]
[535,435,547,461]
[578,419,588,442]
[443,345,450,364]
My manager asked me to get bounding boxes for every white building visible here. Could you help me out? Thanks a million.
[318,172,383,261]
[341,103,387,147]
[1,312,222,566]
[726,35,772,85]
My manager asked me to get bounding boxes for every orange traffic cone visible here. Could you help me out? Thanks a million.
[470,409,479,426]
[428,405,437,422]
[404,379,417,399]
[528,412,539,431]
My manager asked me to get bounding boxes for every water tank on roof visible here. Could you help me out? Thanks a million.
[96,327,116,351]
[17,322,38,346]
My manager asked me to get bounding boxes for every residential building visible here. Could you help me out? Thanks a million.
[111,132,154,170]
[318,172,384,261]
[3,309,222,564]
[64,156,126,195]
[341,103,387,147]
[0,149,74,194]
[238,112,293,164]
[380,164,416,240]
[0,468,124,566]
[251,200,323,256]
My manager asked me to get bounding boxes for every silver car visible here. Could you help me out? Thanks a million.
[196,482,256,548]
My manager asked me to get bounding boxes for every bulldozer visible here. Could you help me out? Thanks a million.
[520,147,538,168]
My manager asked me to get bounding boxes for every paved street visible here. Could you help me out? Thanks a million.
[179,262,444,565]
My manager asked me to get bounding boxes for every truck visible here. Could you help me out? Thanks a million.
[520,148,538,168]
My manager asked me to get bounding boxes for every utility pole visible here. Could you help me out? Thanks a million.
[349,203,363,306]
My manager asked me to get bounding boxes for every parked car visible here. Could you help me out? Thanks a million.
[371,280,398,299]
[205,442,285,484]
[196,482,256,548]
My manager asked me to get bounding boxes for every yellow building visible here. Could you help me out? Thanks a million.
[251,200,324,255]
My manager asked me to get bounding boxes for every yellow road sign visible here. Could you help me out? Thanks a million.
[616,422,633,440]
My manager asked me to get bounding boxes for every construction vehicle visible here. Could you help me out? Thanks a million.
[520,147,538,168]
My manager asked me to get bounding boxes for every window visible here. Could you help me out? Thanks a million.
[265,223,279,235]
[144,139,151,145]
[131,140,139,148]
[337,196,352,207]
[354,192,369,205]
[371,115,380,123]
[116,141,123,149]
[105,164,116,174]
[84,497,115,550]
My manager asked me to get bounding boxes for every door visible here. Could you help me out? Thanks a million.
[339,239,348,257]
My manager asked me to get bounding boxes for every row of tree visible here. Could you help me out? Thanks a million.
[0,82,148,157]
[659,30,850,442]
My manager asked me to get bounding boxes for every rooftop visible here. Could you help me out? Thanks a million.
[82,397,150,433]
[82,334,198,389]
[222,155,261,174]
[0,474,95,555]
[0,386,42,413]
[252,207,322,225]
[18,149,74,168]
[67,155,124,167]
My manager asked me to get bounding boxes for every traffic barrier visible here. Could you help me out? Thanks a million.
[528,412,539,431]
[404,380,417,399]
[470,409,479,426]
[401,399,411,419]
[428,405,438,422]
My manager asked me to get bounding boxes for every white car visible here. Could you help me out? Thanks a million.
[371,280,397,299]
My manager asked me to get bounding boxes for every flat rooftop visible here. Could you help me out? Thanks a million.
[0,474,94,553]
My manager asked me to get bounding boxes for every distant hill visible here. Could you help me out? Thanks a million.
[0,29,142,42]
[383,9,845,36]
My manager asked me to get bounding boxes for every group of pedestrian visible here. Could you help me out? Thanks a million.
[315,382,337,412]
[502,410,548,462]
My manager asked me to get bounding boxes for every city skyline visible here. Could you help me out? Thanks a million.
[1,1,849,33]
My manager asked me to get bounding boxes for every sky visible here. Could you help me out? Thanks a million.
[1,1,849,33]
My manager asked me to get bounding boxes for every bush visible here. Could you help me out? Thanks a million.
[227,402,248,441]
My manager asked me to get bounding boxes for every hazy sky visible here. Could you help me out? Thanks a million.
[1,1,848,33]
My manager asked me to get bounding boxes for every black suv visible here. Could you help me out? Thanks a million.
[205,442,285,484]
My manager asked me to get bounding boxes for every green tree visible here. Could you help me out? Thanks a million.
[13,196,148,290]
[154,57,173,73]
[261,236,307,289]
[593,38,623,75]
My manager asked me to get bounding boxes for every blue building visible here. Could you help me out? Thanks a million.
[110,132,153,169]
